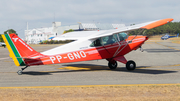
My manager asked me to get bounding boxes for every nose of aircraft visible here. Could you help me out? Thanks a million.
[145,36,149,41]
[136,36,148,42]
[128,35,148,43]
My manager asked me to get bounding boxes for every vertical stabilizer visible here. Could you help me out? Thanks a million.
[2,34,40,66]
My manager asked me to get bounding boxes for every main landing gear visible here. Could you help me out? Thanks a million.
[108,60,117,69]
[17,66,28,75]
[108,60,136,70]
[126,60,136,70]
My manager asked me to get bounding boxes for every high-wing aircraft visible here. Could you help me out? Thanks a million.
[2,18,173,75]
[161,33,179,40]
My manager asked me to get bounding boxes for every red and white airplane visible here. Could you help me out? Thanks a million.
[2,18,173,75]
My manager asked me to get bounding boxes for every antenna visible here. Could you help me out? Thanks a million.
[54,13,55,22]
[27,22,28,31]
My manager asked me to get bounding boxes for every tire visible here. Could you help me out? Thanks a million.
[17,70,22,75]
[126,60,136,70]
[108,61,117,69]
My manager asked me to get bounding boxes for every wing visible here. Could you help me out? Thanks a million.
[53,31,102,40]
[88,18,173,39]
[53,18,173,40]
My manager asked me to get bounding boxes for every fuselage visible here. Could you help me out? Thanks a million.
[24,35,148,66]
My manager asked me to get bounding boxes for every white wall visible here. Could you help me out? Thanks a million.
[25,27,55,44]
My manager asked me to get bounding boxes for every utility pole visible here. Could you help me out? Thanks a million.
[26,22,29,43]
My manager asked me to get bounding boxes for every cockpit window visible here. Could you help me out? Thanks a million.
[102,35,117,45]
[90,38,102,47]
[118,32,127,41]
[90,34,121,47]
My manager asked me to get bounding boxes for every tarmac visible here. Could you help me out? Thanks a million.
[0,40,180,87]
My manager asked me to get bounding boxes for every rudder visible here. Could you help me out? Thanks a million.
[2,34,40,66]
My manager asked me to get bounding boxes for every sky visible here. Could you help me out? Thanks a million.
[0,0,180,38]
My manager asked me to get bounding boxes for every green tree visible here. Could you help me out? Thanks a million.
[0,34,3,42]
[129,22,180,36]
[4,29,18,35]
[63,29,74,34]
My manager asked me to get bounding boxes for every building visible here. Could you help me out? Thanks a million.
[25,27,54,44]
[25,22,125,44]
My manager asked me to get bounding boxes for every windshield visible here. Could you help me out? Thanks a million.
[90,33,128,47]
[102,35,117,45]
[118,32,127,41]
[90,35,118,47]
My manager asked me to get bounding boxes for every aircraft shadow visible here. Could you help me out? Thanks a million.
[117,66,177,74]
[22,64,177,76]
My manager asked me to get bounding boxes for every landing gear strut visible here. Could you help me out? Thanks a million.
[17,66,28,75]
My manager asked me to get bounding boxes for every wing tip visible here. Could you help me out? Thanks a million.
[141,18,174,29]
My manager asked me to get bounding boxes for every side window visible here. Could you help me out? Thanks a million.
[102,35,117,45]
[90,38,102,47]
[114,34,119,41]
[118,32,127,41]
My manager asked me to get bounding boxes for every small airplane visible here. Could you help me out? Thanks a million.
[2,18,173,75]
[161,33,179,40]
[0,42,6,48]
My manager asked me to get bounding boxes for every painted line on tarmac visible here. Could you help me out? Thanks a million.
[58,66,109,71]
[0,57,11,60]
[0,84,180,89]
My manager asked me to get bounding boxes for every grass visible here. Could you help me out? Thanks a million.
[0,85,180,101]
[146,35,180,44]
[169,37,180,44]
[146,35,164,43]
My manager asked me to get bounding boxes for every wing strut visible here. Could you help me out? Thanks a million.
[128,29,145,43]
[112,29,145,58]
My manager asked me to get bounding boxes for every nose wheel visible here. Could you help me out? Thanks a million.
[126,60,136,70]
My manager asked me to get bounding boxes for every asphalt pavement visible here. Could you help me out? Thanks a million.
[0,41,180,87]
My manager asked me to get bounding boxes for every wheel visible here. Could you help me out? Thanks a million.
[17,70,22,75]
[126,60,136,70]
[108,61,117,69]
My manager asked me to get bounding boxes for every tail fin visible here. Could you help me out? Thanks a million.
[2,33,40,66]
[177,33,179,37]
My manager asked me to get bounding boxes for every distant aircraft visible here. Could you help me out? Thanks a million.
[2,18,173,75]
[161,33,179,40]
[0,42,6,48]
